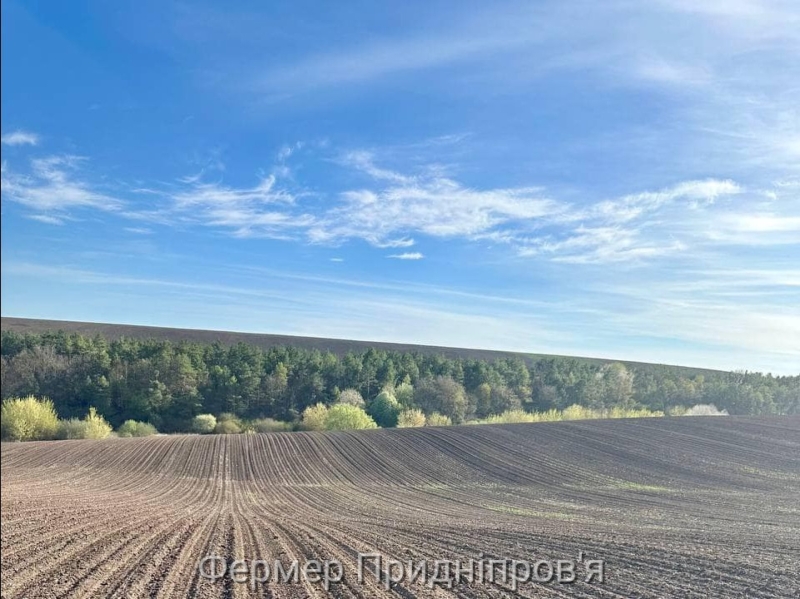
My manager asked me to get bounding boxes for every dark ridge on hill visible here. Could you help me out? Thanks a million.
[0,316,724,375]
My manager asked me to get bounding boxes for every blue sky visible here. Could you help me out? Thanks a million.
[1,0,798,374]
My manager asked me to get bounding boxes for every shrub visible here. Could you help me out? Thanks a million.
[397,409,426,428]
[337,388,365,407]
[684,404,729,416]
[56,418,89,440]
[81,408,113,439]
[55,408,112,440]
[324,404,378,431]
[117,420,158,437]
[561,405,595,420]
[301,403,329,431]
[214,419,242,434]
[1,396,59,441]
[248,418,292,433]
[368,390,401,427]
[425,412,452,427]
[191,414,217,434]
[608,406,664,419]
[472,404,664,425]
[478,409,537,424]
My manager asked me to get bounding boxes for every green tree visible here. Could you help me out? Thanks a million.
[394,381,414,407]
[324,404,378,431]
[368,390,401,427]
[415,376,469,423]
[337,388,365,407]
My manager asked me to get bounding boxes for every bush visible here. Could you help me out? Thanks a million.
[301,403,329,431]
[324,404,378,431]
[1,396,59,441]
[337,388,365,407]
[425,412,452,427]
[684,404,729,416]
[368,390,401,427]
[607,406,664,419]
[81,407,113,439]
[191,414,217,434]
[247,418,292,433]
[560,405,594,420]
[214,419,242,434]
[397,409,426,428]
[472,404,665,425]
[117,420,158,437]
[477,409,537,424]
[55,407,113,440]
[56,418,89,440]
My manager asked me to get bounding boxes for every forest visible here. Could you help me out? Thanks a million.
[1,330,797,433]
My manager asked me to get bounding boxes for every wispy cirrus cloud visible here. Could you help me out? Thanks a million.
[1,139,795,267]
[307,151,560,248]
[1,155,124,221]
[1,130,39,146]
[168,175,312,238]
[388,252,424,260]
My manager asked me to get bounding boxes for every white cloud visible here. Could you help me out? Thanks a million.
[167,175,314,238]
[307,154,560,247]
[388,252,424,260]
[1,130,39,146]
[1,155,124,219]
[2,142,794,268]
[27,214,66,225]
[593,179,741,223]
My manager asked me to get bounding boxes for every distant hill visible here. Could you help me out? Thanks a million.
[0,316,723,376]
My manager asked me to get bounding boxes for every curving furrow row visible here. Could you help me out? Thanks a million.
[2,416,799,598]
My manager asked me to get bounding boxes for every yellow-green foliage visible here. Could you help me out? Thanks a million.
[324,404,378,431]
[561,405,594,420]
[81,408,113,439]
[475,409,537,424]
[301,403,329,431]
[425,412,452,427]
[247,418,293,433]
[57,418,90,440]
[191,414,217,434]
[214,419,242,434]
[607,406,664,419]
[56,407,113,440]
[117,420,158,437]
[1,396,59,441]
[473,404,664,425]
[397,408,426,428]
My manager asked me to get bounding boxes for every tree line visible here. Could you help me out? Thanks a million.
[1,330,797,432]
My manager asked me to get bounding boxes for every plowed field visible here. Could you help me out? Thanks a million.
[2,416,799,598]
